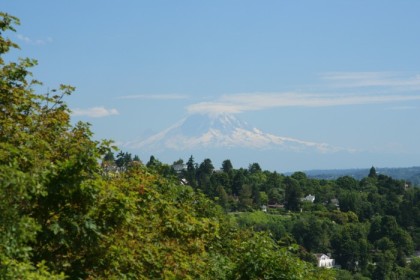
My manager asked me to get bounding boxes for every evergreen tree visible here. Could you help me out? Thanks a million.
[368,166,377,178]
[184,155,197,188]
[146,155,158,168]
[284,177,302,211]
[103,151,115,162]
[199,158,214,175]
[248,162,262,173]
[221,159,233,173]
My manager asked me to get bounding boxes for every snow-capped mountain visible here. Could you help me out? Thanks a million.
[127,113,337,153]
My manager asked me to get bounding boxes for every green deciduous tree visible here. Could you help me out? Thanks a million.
[231,231,335,280]
[0,12,112,278]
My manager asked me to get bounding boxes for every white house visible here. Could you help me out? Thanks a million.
[302,194,315,203]
[315,254,335,268]
[330,198,339,207]
[261,205,267,212]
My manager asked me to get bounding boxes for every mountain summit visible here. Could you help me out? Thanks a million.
[127,114,335,153]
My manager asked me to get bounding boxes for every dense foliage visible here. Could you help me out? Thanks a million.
[0,12,335,279]
[150,156,420,279]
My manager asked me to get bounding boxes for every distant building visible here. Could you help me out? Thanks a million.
[302,194,315,203]
[261,205,267,212]
[330,198,340,208]
[315,254,335,268]
[267,204,284,209]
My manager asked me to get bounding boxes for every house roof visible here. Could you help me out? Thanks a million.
[314,253,331,260]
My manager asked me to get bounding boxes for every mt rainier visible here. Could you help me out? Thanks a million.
[127,114,336,153]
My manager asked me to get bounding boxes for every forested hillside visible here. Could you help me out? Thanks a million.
[166,157,420,279]
[102,152,420,279]
[138,155,420,279]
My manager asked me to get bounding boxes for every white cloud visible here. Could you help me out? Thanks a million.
[187,102,246,115]
[320,72,420,90]
[16,34,53,46]
[187,71,420,115]
[72,107,119,118]
[387,105,417,111]
[187,92,420,115]
[118,94,188,100]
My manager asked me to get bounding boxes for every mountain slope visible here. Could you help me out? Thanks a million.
[127,114,338,153]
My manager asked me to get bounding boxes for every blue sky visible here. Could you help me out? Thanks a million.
[3,1,420,171]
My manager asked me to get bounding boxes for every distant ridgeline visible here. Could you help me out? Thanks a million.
[303,167,420,186]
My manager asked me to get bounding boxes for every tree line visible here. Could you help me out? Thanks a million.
[103,152,420,279]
